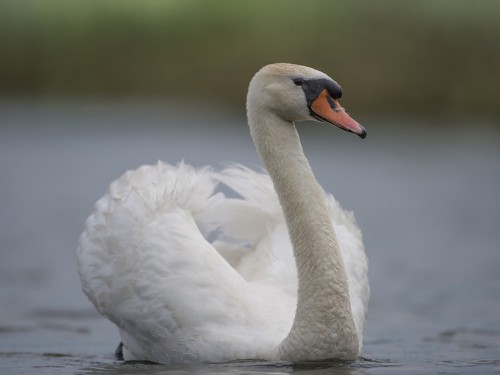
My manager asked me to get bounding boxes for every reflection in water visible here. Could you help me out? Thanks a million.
[76,357,396,375]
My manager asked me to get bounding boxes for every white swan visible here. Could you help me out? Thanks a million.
[77,63,369,364]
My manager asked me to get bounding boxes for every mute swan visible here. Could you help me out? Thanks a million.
[78,63,369,364]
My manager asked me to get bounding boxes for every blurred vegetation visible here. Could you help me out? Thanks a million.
[0,0,499,119]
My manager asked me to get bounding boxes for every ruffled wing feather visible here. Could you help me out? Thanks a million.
[77,162,368,362]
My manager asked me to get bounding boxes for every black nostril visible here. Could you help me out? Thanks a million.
[326,95,339,111]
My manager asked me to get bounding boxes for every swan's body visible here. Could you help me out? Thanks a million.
[78,63,369,364]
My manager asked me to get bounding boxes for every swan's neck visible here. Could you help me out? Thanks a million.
[249,113,359,361]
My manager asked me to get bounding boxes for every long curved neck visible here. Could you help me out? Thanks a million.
[249,112,359,361]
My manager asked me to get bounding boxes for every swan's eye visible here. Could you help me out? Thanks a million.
[293,78,305,86]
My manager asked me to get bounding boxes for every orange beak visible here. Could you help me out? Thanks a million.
[310,89,366,139]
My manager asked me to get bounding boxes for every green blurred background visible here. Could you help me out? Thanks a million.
[1,0,499,120]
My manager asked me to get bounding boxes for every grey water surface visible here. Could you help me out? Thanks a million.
[0,100,499,374]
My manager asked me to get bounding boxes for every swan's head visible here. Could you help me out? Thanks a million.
[247,63,366,138]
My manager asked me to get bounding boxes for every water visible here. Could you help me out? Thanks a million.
[0,99,499,374]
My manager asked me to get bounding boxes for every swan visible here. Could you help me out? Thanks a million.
[77,63,369,364]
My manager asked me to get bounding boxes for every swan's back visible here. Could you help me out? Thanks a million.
[78,162,368,363]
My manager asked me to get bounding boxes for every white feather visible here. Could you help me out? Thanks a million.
[78,162,368,363]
